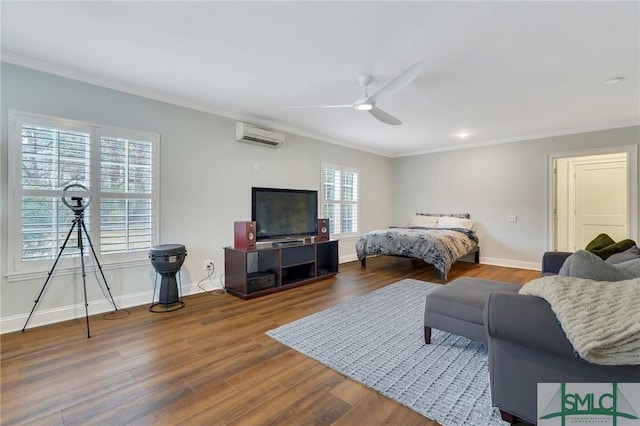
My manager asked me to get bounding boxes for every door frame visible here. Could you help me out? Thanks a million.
[546,144,638,251]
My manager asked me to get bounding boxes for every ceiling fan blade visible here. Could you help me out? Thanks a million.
[368,62,423,104]
[285,104,352,109]
[369,106,401,125]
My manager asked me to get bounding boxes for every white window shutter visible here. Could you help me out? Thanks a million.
[321,163,359,235]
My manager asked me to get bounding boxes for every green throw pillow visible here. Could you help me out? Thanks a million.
[590,239,637,260]
[585,233,615,251]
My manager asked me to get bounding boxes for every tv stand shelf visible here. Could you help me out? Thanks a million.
[224,240,339,299]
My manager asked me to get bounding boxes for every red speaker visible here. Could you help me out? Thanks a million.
[316,218,330,242]
[234,221,256,250]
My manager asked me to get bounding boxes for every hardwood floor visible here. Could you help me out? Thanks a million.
[1,257,541,425]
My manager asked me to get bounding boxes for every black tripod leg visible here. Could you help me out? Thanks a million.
[22,220,78,332]
[80,219,118,311]
[78,227,91,339]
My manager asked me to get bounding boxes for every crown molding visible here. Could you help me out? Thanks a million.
[3,53,637,160]
[1,53,391,158]
[396,121,640,158]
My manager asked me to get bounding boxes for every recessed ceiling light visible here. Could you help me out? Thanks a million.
[457,131,470,138]
[605,76,625,85]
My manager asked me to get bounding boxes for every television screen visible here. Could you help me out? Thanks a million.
[252,187,318,241]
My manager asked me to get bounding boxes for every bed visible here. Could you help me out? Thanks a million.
[356,213,480,279]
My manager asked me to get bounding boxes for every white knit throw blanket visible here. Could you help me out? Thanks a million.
[520,276,640,366]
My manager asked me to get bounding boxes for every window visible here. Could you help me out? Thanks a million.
[8,111,159,276]
[321,163,359,235]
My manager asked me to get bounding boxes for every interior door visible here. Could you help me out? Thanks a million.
[573,160,627,249]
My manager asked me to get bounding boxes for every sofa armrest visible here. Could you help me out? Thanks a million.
[485,290,640,425]
[484,292,576,358]
[541,251,572,275]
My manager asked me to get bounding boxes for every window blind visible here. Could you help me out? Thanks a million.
[10,112,159,273]
[100,136,153,254]
[20,125,91,261]
[322,164,359,234]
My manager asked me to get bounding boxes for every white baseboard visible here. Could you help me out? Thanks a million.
[480,256,540,271]
[0,278,223,334]
[339,253,359,264]
[2,256,538,333]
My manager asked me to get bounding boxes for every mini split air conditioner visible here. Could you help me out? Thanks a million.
[235,122,284,148]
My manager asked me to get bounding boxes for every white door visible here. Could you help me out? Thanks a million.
[572,160,627,250]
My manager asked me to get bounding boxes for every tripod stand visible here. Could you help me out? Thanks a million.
[22,197,119,338]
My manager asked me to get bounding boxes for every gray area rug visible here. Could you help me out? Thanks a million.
[266,279,504,426]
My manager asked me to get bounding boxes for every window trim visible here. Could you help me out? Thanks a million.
[7,110,160,279]
[321,162,359,237]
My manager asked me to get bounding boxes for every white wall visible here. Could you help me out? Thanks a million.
[392,127,640,269]
[0,63,393,331]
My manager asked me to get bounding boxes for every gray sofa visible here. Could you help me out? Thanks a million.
[485,251,640,424]
[541,251,572,275]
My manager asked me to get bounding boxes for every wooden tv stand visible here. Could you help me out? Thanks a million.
[223,240,339,299]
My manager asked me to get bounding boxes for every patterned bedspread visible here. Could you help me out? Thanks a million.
[356,227,479,278]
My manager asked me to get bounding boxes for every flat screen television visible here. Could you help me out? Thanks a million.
[252,187,318,241]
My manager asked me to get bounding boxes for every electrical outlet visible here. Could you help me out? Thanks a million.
[204,260,214,270]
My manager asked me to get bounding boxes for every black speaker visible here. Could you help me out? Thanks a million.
[234,221,256,250]
[316,218,330,242]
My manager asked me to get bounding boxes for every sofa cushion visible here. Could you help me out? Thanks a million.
[616,258,640,277]
[425,277,519,326]
[606,245,640,265]
[559,250,635,281]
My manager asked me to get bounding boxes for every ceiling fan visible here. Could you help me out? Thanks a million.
[286,62,423,125]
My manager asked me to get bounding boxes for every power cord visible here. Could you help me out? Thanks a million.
[88,251,131,320]
[197,262,226,295]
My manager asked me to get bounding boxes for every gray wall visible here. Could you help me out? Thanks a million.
[392,126,640,268]
[2,61,638,331]
[0,63,393,330]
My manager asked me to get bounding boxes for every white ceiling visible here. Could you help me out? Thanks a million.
[2,1,639,157]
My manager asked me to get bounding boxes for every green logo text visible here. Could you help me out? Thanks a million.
[540,383,639,426]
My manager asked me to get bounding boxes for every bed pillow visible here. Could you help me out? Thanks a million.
[417,213,470,219]
[436,216,474,230]
[410,214,439,228]
[559,250,634,281]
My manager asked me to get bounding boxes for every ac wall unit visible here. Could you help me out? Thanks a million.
[235,122,284,148]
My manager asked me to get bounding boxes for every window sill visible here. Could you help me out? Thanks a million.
[6,258,151,283]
